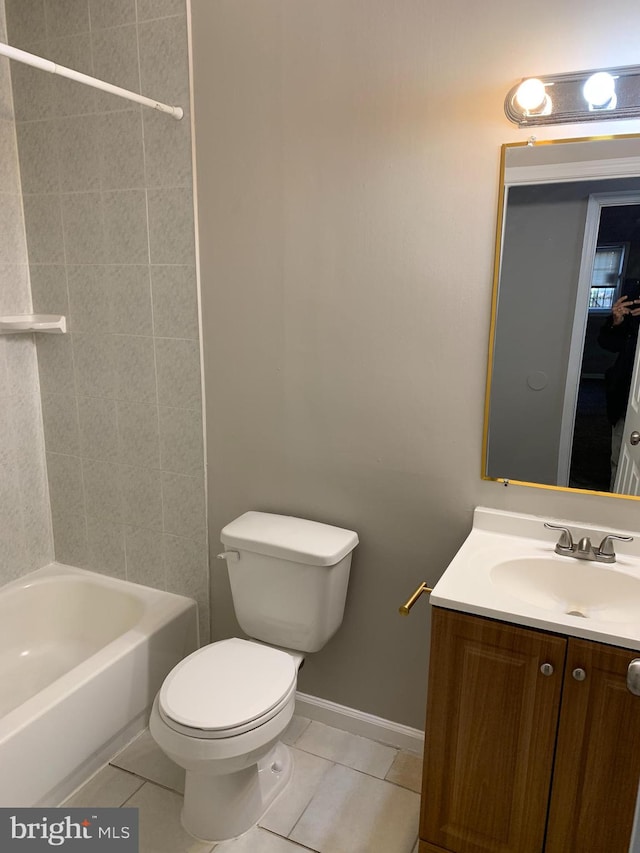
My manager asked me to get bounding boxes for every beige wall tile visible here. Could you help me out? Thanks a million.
[4,0,203,626]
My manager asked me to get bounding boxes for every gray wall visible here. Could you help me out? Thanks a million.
[489,183,587,484]
[3,0,208,639]
[0,0,53,584]
[192,0,640,730]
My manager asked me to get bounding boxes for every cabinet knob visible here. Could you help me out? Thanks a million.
[627,659,640,696]
[540,663,554,676]
[572,667,587,682]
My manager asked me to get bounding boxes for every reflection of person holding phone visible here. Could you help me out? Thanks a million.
[598,281,640,489]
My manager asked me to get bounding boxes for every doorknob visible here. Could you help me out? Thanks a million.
[630,431,640,446]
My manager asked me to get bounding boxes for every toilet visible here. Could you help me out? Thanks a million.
[149,511,358,842]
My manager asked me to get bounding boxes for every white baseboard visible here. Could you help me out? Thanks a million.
[295,692,424,754]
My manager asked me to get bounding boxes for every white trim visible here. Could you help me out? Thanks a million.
[506,156,640,187]
[185,0,208,549]
[556,195,601,484]
[295,692,424,754]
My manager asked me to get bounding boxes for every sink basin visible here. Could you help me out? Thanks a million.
[430,508,640,649]
[490,556,640,623]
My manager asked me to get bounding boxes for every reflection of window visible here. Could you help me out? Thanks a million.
[588,243,627,311]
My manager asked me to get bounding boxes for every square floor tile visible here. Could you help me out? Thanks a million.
[281,715,311,746]
[111,729,185,793]
[215,826,315,852]
[289,763,419,853]
[63,765,144,808]
[125,782,214,853]
[259,746,333,837]
[294,721,397,778]
[385,750,423,793]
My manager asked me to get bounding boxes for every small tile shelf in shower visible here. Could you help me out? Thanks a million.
[0,314,67,334]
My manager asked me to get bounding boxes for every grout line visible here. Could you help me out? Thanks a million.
[281,756,335,844]
[289,738,398,780]
[260,827,321,852]
[116,773,184,800]
[70,721,421,853]
[288,741,423,794]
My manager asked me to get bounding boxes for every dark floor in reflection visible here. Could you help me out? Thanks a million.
[569,377,611,492]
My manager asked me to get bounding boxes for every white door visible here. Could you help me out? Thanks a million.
[558,191,640,486]
[614,335,640,496]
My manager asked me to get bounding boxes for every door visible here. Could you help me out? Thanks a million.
[559,192,640,487]
[420,609,566,853]
[545,638,640,853]
[614,325,640,494]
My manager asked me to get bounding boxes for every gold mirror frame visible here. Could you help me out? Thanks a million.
[482,133,640,501]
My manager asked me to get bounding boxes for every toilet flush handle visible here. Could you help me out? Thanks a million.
[216,550,240,562]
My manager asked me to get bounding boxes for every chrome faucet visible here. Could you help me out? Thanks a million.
[544,523,633,563]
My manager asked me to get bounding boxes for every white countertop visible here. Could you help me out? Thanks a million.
[430,507,640,651]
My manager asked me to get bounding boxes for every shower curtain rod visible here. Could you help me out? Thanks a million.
[0,42,183,120]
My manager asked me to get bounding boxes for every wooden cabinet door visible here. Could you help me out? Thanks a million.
[419,608,566,853]
[545,638,640,853]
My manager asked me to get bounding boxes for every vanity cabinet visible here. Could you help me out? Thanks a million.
[419,607,640,853]
[544,637,640,852]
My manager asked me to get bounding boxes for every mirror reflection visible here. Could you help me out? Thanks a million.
[484,135,640,497]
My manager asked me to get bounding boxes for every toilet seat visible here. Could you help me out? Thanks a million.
[158,638,297,739]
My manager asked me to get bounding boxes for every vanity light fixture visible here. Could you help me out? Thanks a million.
[505,64,640,126]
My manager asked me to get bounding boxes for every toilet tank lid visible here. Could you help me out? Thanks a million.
[221,511,359,566]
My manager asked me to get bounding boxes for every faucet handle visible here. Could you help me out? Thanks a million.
[544,523,575,554]
[596,533,633,562]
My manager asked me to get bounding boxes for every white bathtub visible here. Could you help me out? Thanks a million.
[0,562,198,807]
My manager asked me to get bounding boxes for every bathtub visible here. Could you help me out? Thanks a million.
[0,562,198,807]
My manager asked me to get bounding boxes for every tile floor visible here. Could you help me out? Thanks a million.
[64,716,423,853]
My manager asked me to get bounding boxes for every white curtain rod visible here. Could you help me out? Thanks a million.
[0,41,183,120]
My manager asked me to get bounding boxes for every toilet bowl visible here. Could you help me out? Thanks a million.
[149,638,301,841]
[150,511,358,842]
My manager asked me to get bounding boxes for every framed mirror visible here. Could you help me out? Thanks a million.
[483,134,640,499]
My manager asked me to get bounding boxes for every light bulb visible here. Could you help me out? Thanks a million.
[583,72,616,108]
[515,78,547,112]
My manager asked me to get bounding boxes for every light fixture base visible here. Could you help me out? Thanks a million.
[505,65,640,127]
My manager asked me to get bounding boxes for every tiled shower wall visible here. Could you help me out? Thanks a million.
[4,0,209,639]
[0,0,54,583]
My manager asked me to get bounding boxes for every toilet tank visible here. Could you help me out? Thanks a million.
[220,512,358,653]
